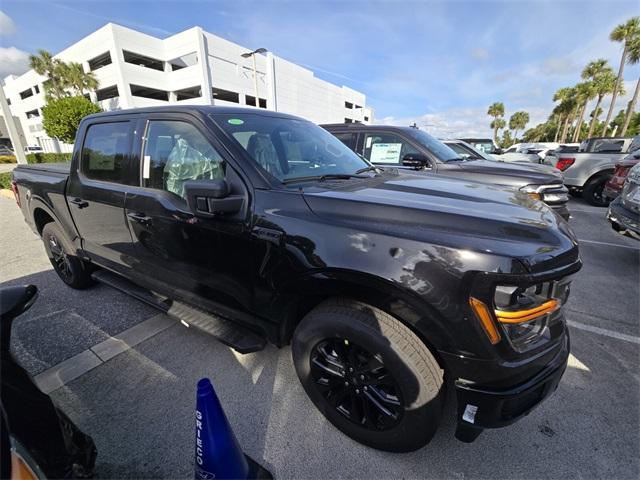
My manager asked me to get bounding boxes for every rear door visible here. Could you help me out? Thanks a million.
[67,117,139,272]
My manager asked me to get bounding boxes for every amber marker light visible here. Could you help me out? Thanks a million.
[469,297,501,344]
[495,299,559,324]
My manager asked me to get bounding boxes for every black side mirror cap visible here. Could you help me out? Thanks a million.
[402,153,430,169]
[183,179,243,217]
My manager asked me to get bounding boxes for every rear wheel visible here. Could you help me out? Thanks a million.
[291,298,444,452]
[42,222,94,289]
[583,174,612,207]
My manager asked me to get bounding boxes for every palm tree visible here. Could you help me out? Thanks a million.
[65,62,99,96]
[572,81,596,142]
[490,118,506,139]
[580,59,617,137]
[29,49,68,99]
[554,87,576,142]
[509,111,530,140]
[621,36,640,136]
[602,16,640,136]
[487,102,505,143]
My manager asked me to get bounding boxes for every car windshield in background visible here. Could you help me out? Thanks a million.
[406,129,460,162]
[211,113,371,183]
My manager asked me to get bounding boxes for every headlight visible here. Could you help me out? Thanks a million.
[519,185,542,200]
[469,278,572,352]
[520,184,569,204]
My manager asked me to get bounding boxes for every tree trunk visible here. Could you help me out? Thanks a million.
[554,115,563,142]
[561,115,570,142]
[587,95,603,139]
[493,122,498,143]
[602,42,627,136]
[621,78,639,136]
[572,102,587,142]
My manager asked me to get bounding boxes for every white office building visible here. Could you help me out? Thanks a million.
[2,23,373,152]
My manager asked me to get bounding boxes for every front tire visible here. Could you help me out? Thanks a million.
[583,174,612,207]
[42,222,94,289]
[291,298,444,452]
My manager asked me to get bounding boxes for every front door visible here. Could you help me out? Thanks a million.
[124,115,258,315]
[67,119,138,273]
[359,131,427,170]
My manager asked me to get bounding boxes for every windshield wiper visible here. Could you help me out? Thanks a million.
[282,173,368,184]
[354,165,381,175]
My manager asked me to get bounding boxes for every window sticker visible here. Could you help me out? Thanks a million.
[365,136,372,148]
[143,155,151,179]
[370,143,402,163]
[227,118,244,125]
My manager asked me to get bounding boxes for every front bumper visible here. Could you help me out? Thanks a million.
[549,203,570,220]
[450,333,570,442]
[607,197,640,239]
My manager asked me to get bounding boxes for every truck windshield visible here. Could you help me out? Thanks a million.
[211,113,372,183]
[406,129,460,162]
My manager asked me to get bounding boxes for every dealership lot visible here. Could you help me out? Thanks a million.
[1,194,638,479]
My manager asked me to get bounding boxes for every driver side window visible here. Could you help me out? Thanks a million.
[142,120,225,200]
[361,133,420,165]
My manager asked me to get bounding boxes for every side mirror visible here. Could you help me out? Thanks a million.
[184,179,243,217]
[402,153,430,169]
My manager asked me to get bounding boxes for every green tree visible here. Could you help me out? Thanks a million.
[499,130,514,149]
[508,111,530,140]
[65,62,99,96]
[553,87,577,142]
[602,16,640,136]
[29,49,69,100]
[580,59,617,138]
[621,36,640,135]
[487,102,505,143]
[572,81,596,142]
[42,96,102,143]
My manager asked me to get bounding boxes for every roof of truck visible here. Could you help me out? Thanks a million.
[83,105,302,121]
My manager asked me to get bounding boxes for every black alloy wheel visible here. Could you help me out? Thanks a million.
[48,234,73,282]
[310,338,404,431]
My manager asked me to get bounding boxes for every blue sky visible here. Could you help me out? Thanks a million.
[1,0,639,136]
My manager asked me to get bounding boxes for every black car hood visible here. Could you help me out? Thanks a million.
[302,172,577,271]
[447,159,564,185]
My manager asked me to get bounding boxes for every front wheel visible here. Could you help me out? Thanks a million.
[42,222,94,289]
[291,299,444,452]
[583,174,612,207]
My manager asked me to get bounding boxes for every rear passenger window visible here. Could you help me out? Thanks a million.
[81,122,133,184]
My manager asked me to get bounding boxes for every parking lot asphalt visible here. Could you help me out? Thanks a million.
[1,194,638,479]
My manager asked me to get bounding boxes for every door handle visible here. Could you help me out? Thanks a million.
[127,212,152,226]
[69,198,89,209]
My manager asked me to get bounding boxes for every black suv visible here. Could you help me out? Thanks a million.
[12,106,580,452]
[323,124,570,219]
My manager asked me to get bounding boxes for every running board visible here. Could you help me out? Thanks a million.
[91,270,266,354]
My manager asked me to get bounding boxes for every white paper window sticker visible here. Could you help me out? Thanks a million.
[369,143,402,164]
[365,136,372,148]
[143,155,151,179]
[462,404,478,424]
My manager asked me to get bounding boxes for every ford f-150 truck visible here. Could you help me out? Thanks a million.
[11,106,581,452]
[323,124,571,219]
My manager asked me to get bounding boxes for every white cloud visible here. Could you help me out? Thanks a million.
[0,47,30,79]
[471,48,489,61]
[0,11,16,35]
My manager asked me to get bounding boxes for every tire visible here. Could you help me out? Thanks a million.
[583,174,612,207]
[291,298,444,452]
[42,222,94,289]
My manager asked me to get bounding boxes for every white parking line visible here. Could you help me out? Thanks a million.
[568,320,640,345]
[577,238,639,250]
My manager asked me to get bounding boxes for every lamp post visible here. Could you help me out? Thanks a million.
[241,48,267,108]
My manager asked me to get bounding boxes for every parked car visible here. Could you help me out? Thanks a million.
[1,285,97,478]
[549,136,640,206]
[12,106,581,451]
[0,146,15,156]
[543,144,580,167]
[607,162,640,240]
[442,139,497,161]
[324,124,570,219]
[603,151,640,201]
[24,145,43,154]
[495,143,560,164]
[458,137,501,154]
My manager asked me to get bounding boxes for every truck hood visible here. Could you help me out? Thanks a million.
[451,159,564,185]
[302,172,577,271]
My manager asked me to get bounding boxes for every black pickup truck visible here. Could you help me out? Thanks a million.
[323,124,571,219]
[11,106,581,452]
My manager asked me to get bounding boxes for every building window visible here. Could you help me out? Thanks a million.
[19,88,33,100]
[34,85,40,94]
[96,85,119,101]
[354,104,362,109]
[345,101,353,109]
[169,52,198,71]
[88,51,112,71]
[6,99,10,106]
[123,50,164,71]
[130,84,169,101]
[175,86,202,101]
[245,95,266,108]
[26,109,40,119]
[344,118,353,123]
[212,87,239,103]
[364,116,369,122]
